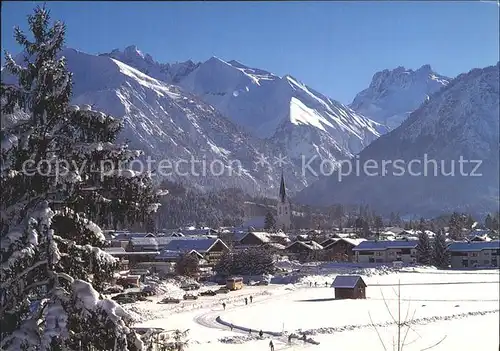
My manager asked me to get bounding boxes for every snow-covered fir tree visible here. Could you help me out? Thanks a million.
[1,6,160,350]
[432,230,450,269]
[264,211,276,231]
[215,247,275,276]
[416,230,432,265]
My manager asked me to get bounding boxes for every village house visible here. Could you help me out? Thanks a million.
[320,238,339,248]
[104,247,160,268]
[353,240,418,264]
[466,229,493,242]
[159,237,229,266]
[109,232,156,248]
[126,237,159,252]
[285,240,323,261]
[238,231,291,247]
[447,240,500,268]
[151,249,207,276]
[323,238,366,262]
[238,231,271,246]
[331,275,367,299]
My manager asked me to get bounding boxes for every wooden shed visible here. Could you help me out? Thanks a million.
[331,275,367,299]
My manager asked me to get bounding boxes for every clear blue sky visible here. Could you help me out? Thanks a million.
[1,1,499,104]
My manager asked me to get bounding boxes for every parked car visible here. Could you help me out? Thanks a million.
[183,293,198,300]
[103,285,124,294]
[216,287,230,294]
[141,286,155,296]
[181,283,200,291]
[116,279,137,289]
[257,280,269,286]
[200,290,217,296]
[159,297,181,304]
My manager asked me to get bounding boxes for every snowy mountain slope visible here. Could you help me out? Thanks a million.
[296,62,500,216]
[350,65,450,129]
[1,49,308,196]
[176,56,387,163]
[100,45,200,84]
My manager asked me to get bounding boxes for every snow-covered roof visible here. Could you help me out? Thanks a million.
[108,251,160,256]
[266,243,286,250]
[113,232,156,241]
[381,227,405,236]
[161,238,227,253]
[331,275,366,289]
[181,228,217,236]
[287,241,323,251]
[320,238,340,246]
[243,231,271,243]
[271,230,288,238]
[448,240,500,252]
[232,231,248,242]
[342,238,366,246]
[129,237,158,246]
[104,247,126,253]
[156,249,203,260]
[353,240,418,251]
[323,238,366,250]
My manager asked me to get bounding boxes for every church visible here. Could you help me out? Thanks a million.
[276,173,292,230]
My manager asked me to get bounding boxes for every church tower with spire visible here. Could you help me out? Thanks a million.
[276,172,292,231]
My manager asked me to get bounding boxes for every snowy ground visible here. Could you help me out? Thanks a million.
[130,267,500,351]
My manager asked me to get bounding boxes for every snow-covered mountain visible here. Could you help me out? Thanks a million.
[101,45,200,84]
[350,65,450,129]
[297,62,499,217]
[1,48,309,196]
[177,56,387,163]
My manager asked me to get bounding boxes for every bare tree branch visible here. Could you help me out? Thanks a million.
[368,310,387,351]
[420,335,447,351]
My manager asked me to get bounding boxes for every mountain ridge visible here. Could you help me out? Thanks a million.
[296,62,499,216]
[350,64,450,129]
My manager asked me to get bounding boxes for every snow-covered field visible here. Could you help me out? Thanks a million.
[130,267,500,350]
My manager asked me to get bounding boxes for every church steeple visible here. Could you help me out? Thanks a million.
[276,171,291,230]
[279,172,286,203]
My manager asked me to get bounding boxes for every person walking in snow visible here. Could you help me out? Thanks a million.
[288,334,293,343]
[230,323,233,331]
[314,282,317,287]
[302,333,307,342]
[250,295,253,303]
[222,302,226,310]
[325,281,328,287]
[269,340,275,351]
[248,329,252,335]
[244,297,248,305]
[259,330,263,338]
[309,282,312,287]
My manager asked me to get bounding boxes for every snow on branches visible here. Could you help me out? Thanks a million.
[1,5,159,350]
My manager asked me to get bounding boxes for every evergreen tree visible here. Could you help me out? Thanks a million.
[175,253,200,277]
[465,214,475,229]
[373,216,384,234]
[448,212,464,240]
[361,220,371,238]
[432,230,450,269]
[264,211,275,231]
[418,217,426,233]
[484,213,499,232]
[416,231,432,265]
[215,248,275,276]
[492,212,500,232]
[1,7,158,350]
[389,212,397,226]
[354,217,364,235]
